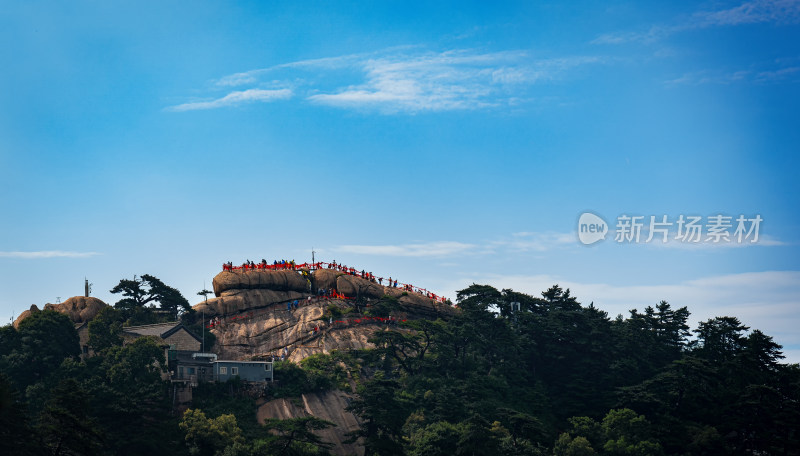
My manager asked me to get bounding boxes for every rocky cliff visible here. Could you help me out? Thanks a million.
[192,267,456,455]
[193,268,456,362]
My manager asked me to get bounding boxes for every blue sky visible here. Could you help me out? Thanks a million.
[2,1,799,360]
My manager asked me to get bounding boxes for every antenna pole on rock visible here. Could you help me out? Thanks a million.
[197,285,213,354]
[202,282,206,353]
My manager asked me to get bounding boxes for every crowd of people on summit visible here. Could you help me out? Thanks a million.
[221,258,448,303]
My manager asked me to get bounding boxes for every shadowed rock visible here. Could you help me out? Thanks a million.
[194,289,307,318]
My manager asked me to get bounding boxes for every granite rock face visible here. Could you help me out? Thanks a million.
[196,267,455,455]
[257,391,364,456]
[13,296,108,328]
[213,269,310,296]
[195,268,456,361]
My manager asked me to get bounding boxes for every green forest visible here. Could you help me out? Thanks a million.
[1,282,798,456]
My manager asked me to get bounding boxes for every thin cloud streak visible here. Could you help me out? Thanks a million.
[172,48,603,114]
[645,234,786,249]
[593,0,800,45]
[215,52,373,87]
[307,52,600,113]
[498,231,576,252]
[697,0,800,27]
[335,241,477,257]
[167,88,292,112]
[664,65,800,86]
[332,227,779,260]
[0,251,101,259]
[334,231,578,258]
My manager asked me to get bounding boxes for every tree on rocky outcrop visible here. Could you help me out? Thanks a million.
[110,274,190,322]
[259,416,335,456]
[365,295,400,319]
[369,319,440,376]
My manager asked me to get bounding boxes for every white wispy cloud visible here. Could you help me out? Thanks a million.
[307,51,600,113]
[0,251,101,259]
[755,65,800,82]
[167,88,292,112]
[644,234,786,249]
[334,231,579,259]
[440,270,800,362]
[664,63,800,86]
[593,25,676,45]
[498,231,576,252]
[215,52,372,87]
[696,0,800,26]
[170,48,602,114]
[594,0,800,45]
[334,241,477,257]
[333,225,779,260]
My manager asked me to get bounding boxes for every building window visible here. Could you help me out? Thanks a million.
[219,367,227,375]
[231,367,239,376]
[188,367,196,375]
[265,364,271,371]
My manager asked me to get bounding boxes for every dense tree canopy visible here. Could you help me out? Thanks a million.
[343,283,800,455]
[1,281,798,455]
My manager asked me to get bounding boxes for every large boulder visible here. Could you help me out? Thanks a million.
[392,290,457,318]
[334,274,385,300]
[12,304,40,329]
[13,296,108,329]
[213,270,310,296]
[200,268,456,320]
[311,268,342,292]
[196,266,457,361]
[44,296,108,323]
[317,270,456,318]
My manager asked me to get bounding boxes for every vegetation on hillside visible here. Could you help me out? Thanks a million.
[1,279,798,455]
